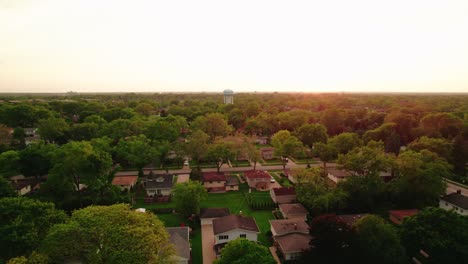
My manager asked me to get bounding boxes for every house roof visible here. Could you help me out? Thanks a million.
[269,219,309,236]
[337,214,368,226]
[202,172,227,182]
[166,227,190,260]
[260,147,274,153]
[244,170,271,179]
[10,180,32,190]
[200,208,230,219]
[112,176,138,186]
[327,168,352,178]
[226,175,239,186]
[273,187,296,196]
[146,174,174,189]
[279,203,308,216]
[275,233,312,254]
[441,192,468,209]
[213,215,260,235]
[388,209,419,219]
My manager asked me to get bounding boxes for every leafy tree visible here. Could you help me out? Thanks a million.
[418,112,463,139]
[0,197,67,262]
[189,166,202,181]
[313,142,338,169]
[192,113,232,141]
[390,150,448,208]
[40,204,174,264]
[206,141,235,173]
[328,132,362,155]
[353,215,406,264]
[0,150,20,177]
[115,135,158,176]
[134,102,154,116]
[408,136,453,163]
[400,207,468,264]
[19,143,57,181]
[337,142,395,177]
[295,123,328,148]
[69,122,99,141]
[246,141,261,170]
[271,130,304,169]
[0,176,16,198]
[184,130,210,167]
[452,133,468,181]
[0,124,13,150]
[172,181,207,218]
[144,119,180,143]
[301,214,354,264]
[320,108,345,136]
[214,238,275,264]
[337,175,388,213]
[37,117,70,144]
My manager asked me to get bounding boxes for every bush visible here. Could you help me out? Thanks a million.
[151,208,174,214]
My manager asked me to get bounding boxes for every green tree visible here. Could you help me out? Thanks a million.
[172,181,207,218]
[313,142,338,169]
[206,141,235,173]
[0,150,20,177]
[295,123,328,148]
[37,117,70,144]
[19,143,57,181]
[40,204,174,264]
[408,136,453,163]
[192,113,232,141]
[184,130,210,168]
[115,135,158,176]
[214,238,275,264]
[0,176,16,198]
[328,132,362,155]
[337,175,388,213]
[0,197,67,262]
[400,207,468,264]
[271,130,304,169]
[353,215,406,264]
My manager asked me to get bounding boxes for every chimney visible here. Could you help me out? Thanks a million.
[457,190,462,194]
[294,223,297,230]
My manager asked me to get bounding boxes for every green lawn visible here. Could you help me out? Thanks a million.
[289,157,317,165]
[231,160,251,167]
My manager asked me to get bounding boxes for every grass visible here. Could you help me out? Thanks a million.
[192,161,217,168]
[289,157,317,165]
[260,158,284,165]
[231,160,251,167]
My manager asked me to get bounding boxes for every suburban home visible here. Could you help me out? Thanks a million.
[225,175,239,191]
[200,208,230,225]
[269,219,312,261]
[278,203,308,220]
[388,209,419,225]
[166,227,191,264]
[202,172,227,193]
[260,147,275,160]
[212,214,260,255]
[144,173,174,197]
[337,214,368,227]
[255,136,269,145]
[326,168,352,184]
[176,174,190,184]
[11,180,32,196]
[112,175,138,192]
[270,187,296,204]
[440,191,468,215]
[244,170,271,190]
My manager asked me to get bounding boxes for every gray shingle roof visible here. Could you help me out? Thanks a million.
[146,174,173,189]
[166,227,190,260]
[213,215,260,235]
[441,192,468,209]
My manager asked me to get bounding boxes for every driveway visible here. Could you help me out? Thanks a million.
[201,224,216,264]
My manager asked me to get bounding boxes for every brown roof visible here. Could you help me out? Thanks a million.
[213,215,260,235]
[279,203,308,216]
[203,172,227,182]
[327,168,352,178]
[112,176,138,186]
[337,214,368,226]
[389,209,419,219]
[273,187,296,196]
[244,170,271,179]
[276,233,312,254]
[269,219,309,236]
[260,147,274,153]
[200,208,230,218]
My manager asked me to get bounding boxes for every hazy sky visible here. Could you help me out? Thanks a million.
[1,0,468,93]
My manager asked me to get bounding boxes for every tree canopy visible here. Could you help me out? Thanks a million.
[214,238,276,264]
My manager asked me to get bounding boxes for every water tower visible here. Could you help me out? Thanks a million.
[223,89,234,104]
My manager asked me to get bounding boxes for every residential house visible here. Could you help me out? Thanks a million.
[225,175,239,191]
[269,219,312,261]
[166,227,191,264]
[260,147,275,160]
[388,209,419,225]
[440,191,468,215]
[212,214,260,255]
[255,136,269,145]
[337,214,368,227]
[270,187,296,204]
[202,172,228,193]
[200,208,230,225]
[23,127,40,145]
[144,173,174,197]
[326,168,352,184]
[279,203,308,221]
[112,175,138,192]
[244,170,271,190]
[11,180,32,196]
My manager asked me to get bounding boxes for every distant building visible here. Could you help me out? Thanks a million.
[440,191,468,215]
[388,209,419,225]
[223,89,234,104]
[112,175,138,192]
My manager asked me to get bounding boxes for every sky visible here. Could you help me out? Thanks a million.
[1,0,468,93]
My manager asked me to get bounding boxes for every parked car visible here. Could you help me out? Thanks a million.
[270,177,276,183]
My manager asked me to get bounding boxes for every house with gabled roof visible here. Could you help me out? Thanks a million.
[144,173,173,197]
[202,172,227,193]
[269,219,312,261]
[279,203,308,221]
[270,187,296,204]
[440,191,468,215]
[212,214,260,255]
[244,170,271,190]
[388,209,419,225]
[337,214,368,226]
[166,227,191,264]
[112,175,138,192]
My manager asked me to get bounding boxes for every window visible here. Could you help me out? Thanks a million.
[218,235,229,240]
[239,234,246,238]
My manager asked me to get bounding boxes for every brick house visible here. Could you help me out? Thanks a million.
[244,170,271,190]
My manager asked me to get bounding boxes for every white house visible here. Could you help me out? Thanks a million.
[144,173,174,197]
[212,215,260,255]
[439,191,468,216]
